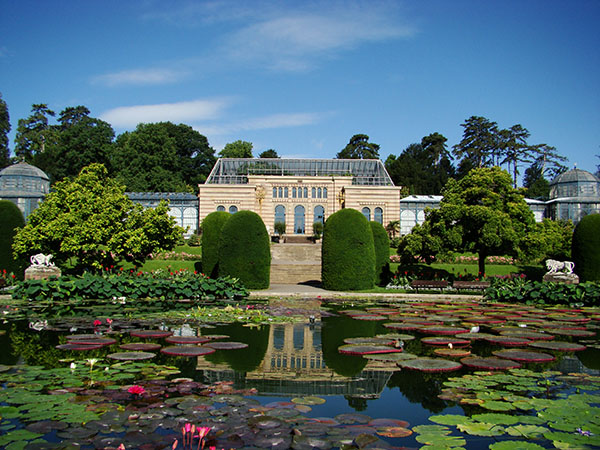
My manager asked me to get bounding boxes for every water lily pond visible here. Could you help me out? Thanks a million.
[0,298,599,450]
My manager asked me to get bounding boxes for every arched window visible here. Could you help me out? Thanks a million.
[314,205,325,224]
[294,205,305,234]
[374,207,383,224]
[273,187,277,198]
[298,187,302,198]
[317,187,322,198]
[362,207,371,221]
[323,187,328,198]
[312,187,316,198]
[304,187,308,198]
[275,205,286,229]
[217,205,225,211]
[278,187,283,198]
[292,187,297,198]
[229,205,238,214]
[284,187,289,198]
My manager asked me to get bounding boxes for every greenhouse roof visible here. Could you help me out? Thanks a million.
[205,158,395,186]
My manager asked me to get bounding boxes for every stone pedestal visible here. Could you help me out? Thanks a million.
[24,265,62,281]
[543,272,579,284]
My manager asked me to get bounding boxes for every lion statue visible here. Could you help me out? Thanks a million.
[30,253,55,267]
[545,259,574,274]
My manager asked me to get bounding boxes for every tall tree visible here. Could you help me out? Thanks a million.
[219,140,253,158]
[0,93,10,169]
[531,144,567,179]
[452,116,499,169]
[523,162,550,199]
[34,106,115,182]
[421,132,450,166]
[336,134,380,159]
[259,149,279,158]
[498,124,532,187]
[14,104,56,162]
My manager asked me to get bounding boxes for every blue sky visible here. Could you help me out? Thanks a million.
[1,0,599,178]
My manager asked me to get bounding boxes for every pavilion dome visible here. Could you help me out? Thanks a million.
[549,168,600,200]
[0,162,50,195]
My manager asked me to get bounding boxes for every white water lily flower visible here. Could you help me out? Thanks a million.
[70,362,77,371]
[87,358,99,368]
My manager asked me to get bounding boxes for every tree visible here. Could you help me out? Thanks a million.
[259,149,279,158]
[12,163,182,272]
[452,116,499,169]
[111,122,215,191]
[0,93,10,169]
[34,106,115,182]
[0,200,26,277]
[531,144,567,179]
[520,219,573,263]
[523,162,550,199]
[219,140,253,158]
[421,132,450,166]
[420,167,535,275]
[498,124,533,187]
[336,134,380,159]
[386,220,400,239]
[14,104,56,162]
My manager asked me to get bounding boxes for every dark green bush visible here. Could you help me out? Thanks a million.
[201,211,231,277]
[322,208,375,290]
[218,210,271,289]
[370,221,391,286]
[572,214,600,282]
[0,200,26,277]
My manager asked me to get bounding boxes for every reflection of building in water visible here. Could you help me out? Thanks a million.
[196,323,392,398]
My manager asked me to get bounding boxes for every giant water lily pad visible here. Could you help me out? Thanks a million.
[364,352,417,361]
[56,343,104,351]
[106,351,156,361]
[129,330,173,339]
[460,356,521,370]
[334,413,371,424]
[492,349,555,363]
[485,336,533,346]
[376,426,413,438]
[398,357,462,372]
[65,336,116,346]
[160,346,215,356]
[419,326,469,335]
[292,396,326,405]
[543,329,595,337]
[434,348,472,358]
[529,341,587,352]
[119,343,161,351]
[343,337,396,346]
[338,344,402,355]
[421,336,470,346]
[204,341,248,350]
[383,322,424,331]
[376,333,415,341]
[499,330,554,341]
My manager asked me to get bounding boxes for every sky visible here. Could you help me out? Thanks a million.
[1,0,599,179]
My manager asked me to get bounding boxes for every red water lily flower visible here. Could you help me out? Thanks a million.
[128,385,145,395]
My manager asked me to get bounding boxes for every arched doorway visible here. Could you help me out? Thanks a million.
[314,205,325,225]
[275,205,286,230]
[294,205,305,234]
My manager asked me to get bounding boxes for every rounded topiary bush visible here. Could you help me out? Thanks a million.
[0,200,26,277]
[201,211,231,277]
[218,210,271,289]
[571,213,600,282]
[322,208,375,290]
[370,221,391,286]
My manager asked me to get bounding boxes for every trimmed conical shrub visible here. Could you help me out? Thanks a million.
[370,221,391,286]
[321,208,375,290]
[218,210,270,289]
[0,200,26,278]
[572,213,600,282]
[201,211,231,278]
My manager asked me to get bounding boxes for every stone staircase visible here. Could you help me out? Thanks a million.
[270,242,322,284]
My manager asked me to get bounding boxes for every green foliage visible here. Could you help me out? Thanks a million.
[186,233,201,247]
[396,222,443,264]
[0,200,25,277]
[12,164,182,272]
[218,210,270,289]
[274,221,286,236]
[218,140,253,158]
[321,208,375,290]
[111,122,215,192]
[0,92,10,169]
[369,221,390,286]
[11,270,248,306]
[336,134,380,159]
[201,211,231,278]
[258,149,279,158]
[485,277,600,306]
[572,213,600,282]
[520,219,573,263]
[312,221,323,239]
[14,103,56,163]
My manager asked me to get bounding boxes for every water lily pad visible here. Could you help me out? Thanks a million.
[419,326,469,335]
[434,348,472,357]
[160,346,215,356]
[398,357,462,372]
[119,342,162,351]
[376,426,413,437]
[460,356,521,370]
[376,333,415,341]
[351,314,388,321]
[364,352,418,361]
[421,336,470,346]
[529,341,587,352]
[201,334,229,340]
[338,344,402,355]
[64,336,116,346]
[492,349,555,363]
[129,330,173,339]
[489,442,546,450]
[368,418,410,428]
[56,343,104,351]
[106,351,156,361]
[499,330,555,340]
[544,328,595,337]
[383,322,424,331]
[485,336,533,346]
[204,341,248,350]
[456,422,504,436]
[334,413,371,424]
[343,337,396,345]
[291,396,326,405]
[165,336,210,344]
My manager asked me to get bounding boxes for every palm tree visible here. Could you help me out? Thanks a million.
[386,220,400,239]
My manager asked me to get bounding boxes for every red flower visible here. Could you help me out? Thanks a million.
[93,319,102,327]
[128,385,145,395]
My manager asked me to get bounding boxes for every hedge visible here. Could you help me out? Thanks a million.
[370,221,391,286]
[0,200,26,277]
[201,211,231,277]
[572,213,600,282]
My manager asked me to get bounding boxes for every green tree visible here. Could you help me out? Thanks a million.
[0,200,26,277]
[370,221,391,286]
[0,93,10,169]
[111,122,214,191]
[200,211,231,278]
[259,149,279,158]
[12,163,182,272]
[452,116,499,169]
[421,132,450,166]
[520,219,573,263]
[336,134,380,159]
[498,124,534,188]
[523,163,550,199]
[219,140,253,158]
[14,104,56,162]
[420,167,535,275]
[531,144,567,179]
[571,213,600,282]
[34,106,115,182]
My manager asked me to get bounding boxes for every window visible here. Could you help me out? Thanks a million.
[275,205,286,228]
[304,187,308,198]
[314,205,325,224]
[284,187,289,198]
[273,187,277,198]
[278,187,283,198]
[323,187,328,198]
[362,207,371,221]
[312,187,316,198]
[217,205,225,211]
[294,205,305,234]
[317,187,322,198]
[298,187,302,198]
[229,205,238,214]
[292,187,297,198]
[374,207,383,224]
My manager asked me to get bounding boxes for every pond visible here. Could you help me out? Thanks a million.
[0,298,599,450]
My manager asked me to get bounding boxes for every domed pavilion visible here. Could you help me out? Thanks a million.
[0,162,50,219]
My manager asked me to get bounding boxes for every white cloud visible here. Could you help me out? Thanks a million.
[92,68,188,87]
[196,112,325,136]
[100,99,230,128]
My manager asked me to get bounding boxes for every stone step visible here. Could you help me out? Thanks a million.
[270,263,321,284]
[271,243,321,261]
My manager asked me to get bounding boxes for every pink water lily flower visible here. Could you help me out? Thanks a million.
[127,385,145,395]
[93,319,102,327]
